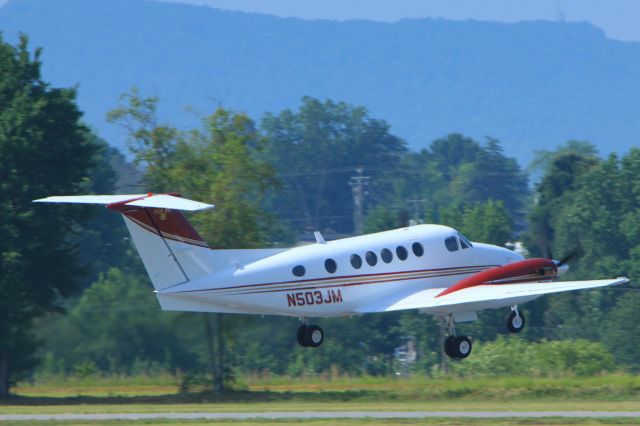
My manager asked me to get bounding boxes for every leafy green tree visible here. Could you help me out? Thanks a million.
[363,206,409,234]
[403,135,528,226]
[261,97,407,235]
[440,200,514,246]
[526,147,640,367]
[0,34,99,396]
[38,268,196,374]
[107,88,178,192]
[108,91,277,391]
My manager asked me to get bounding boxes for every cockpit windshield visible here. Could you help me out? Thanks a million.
[458,233,473,249]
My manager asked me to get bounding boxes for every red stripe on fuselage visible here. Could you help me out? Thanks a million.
[169,265,498,295]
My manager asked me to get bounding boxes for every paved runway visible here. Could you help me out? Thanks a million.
[1,411,640,421]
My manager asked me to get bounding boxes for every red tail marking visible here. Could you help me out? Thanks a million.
[436,258,557,297]
[107,193,208,247]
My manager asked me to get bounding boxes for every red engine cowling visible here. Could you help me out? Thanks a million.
[436,258,558,298]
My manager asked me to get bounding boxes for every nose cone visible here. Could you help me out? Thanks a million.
[557,263,570,275]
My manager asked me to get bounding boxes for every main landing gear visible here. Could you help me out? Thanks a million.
[297,319,324,348]
[443,314,472,359]
[506,305,525,333]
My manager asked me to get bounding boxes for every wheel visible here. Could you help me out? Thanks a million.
[444,336,457,358]
[453,336,472,358]
[297,325,309,347]
[507,310,525,333]
[306,325,324,347]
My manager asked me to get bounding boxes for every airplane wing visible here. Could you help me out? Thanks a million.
[358,277,628,315]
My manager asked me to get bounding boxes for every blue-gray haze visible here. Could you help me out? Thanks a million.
[1,0,638,163]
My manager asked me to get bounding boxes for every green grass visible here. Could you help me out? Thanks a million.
[13,373,640,400]
[0,419,639,426]
[1,373,638,416]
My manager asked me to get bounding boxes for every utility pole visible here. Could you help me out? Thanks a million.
[349,167,370,235]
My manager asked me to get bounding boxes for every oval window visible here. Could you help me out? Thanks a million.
[350,254,362,269]
[365,251,378,266]
[324,258,337,274]
[381,248,393,263]
[396,245,408,261]
[292,265,306,277]
[412,242,424,257]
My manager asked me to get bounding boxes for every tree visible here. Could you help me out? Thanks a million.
[261,97,407,235]
[0,34,99,396]
[108,91,276,391]
[439,200,514,246]
[402,135,528,226]
[37,268,196,374]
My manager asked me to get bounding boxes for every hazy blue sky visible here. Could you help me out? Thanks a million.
[0,0,636,41]
[158,0,640,42]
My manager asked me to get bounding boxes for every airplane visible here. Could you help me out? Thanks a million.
[34,193,628,359]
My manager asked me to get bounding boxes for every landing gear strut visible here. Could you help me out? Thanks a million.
[442,314,472,359]
[507,305,525,333]
[297,319,324,348]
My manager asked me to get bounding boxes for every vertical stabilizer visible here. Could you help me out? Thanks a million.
[107,201,213,290]
[34,193,215,291]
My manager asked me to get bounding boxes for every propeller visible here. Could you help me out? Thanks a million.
[551,246,584,275]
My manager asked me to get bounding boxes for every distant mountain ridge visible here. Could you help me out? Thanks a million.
[1,0,638,163]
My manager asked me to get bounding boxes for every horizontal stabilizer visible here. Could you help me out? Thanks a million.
[34,194,214,212]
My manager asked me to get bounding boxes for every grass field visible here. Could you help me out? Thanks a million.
[1,419,640,426]
[1,420,640,426]
[1,374,638,424]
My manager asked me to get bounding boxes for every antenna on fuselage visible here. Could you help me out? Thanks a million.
[314,231,326,244]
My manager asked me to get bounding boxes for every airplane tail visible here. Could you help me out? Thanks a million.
[34,193,215,291]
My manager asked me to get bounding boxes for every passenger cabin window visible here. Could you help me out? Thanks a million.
[366,251,378,266]
[396,245,408,260]
[381,248,393,263]
[292,265,306,277]
[350,254,362,269]
[445,236,459,252]
[325,258,337,273]
[412,242,424,257]
[458,233,473,249]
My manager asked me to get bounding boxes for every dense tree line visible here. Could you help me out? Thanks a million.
[1,36,638,396]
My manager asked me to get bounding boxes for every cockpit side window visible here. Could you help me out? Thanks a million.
[445,236,459,252]
[458,232,473,249]
[459,238,469,249]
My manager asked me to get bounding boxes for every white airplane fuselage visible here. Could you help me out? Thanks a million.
[157,225,523,317]
[34,193,627,354]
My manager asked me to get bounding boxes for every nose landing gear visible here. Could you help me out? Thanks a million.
[443,314,472,359]
[297,320,324,348]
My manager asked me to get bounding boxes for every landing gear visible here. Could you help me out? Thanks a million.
[444,335,472,358]
[297,323,324,348]
[442,314,472,359]
[507,306,525,333]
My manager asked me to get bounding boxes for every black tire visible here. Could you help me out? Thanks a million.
[306,325,324,348]
[506,310,525,333]
[453,336,472,358]
[297,325,309,347]
[444,336,457,358]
